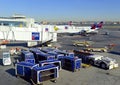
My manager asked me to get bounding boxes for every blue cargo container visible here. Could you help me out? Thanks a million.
[15,61,39,79]
[21,51,35,64]
[39,60,61,70]
[47,51,64,59]
[31,64,59,85]
[37,52,55,61]
[62,56,82,72]
[29,48,43,63]
[68,52,75,58]
[73,50,92,63]
[30,48,55,63]
[40,48,68,56]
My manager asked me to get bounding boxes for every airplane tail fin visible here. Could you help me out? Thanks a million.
[68,21,72,26]
[91,21,103,29]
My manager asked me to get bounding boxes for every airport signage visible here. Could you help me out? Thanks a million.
[32,32,40,40]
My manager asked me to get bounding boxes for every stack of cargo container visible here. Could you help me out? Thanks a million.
[29,48,55,63]
[15,47,82,84]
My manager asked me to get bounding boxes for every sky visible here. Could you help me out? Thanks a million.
[0,0,120,22]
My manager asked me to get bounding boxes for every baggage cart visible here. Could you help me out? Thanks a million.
[68,52,75,57]
[73,50,92,63]
[47,51,64,59]
[30,48,55,63]
[31,64,59,85]
[62,56,82,72]
[15,61,39,79]
[2,52,12,66]
[29,48,43,63]
[37,52,55,61]
[39,60,61,70]
[21,51,35,64]
[40,47,68,56]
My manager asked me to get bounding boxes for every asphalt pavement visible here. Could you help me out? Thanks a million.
[0,27,120,85]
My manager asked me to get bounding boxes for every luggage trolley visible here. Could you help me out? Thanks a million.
[21,51,35,64]
[62,56,82,72]
[15,61,39,79]
[2,52,12,66]
[37,52,55,60]
[30,48,55,63]
[31,64,59,85]
[40,47,68,56]
[47,51,64,59]
[39,60,62,70]
[29,48,45,63]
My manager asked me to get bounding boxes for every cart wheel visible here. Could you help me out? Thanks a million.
[39,83,43,85]
[89,60,94,65]
[74,69,76,72]
[16,75,20,78]
[90,49,93,52]
[101,50,105,52]
[53,80,57,83]
[51,79,57,83]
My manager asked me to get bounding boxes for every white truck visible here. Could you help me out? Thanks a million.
[88,55,118,69]
[73,50,118,70]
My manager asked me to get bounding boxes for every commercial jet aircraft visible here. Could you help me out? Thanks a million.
[55,21,103,35]
[80,21,104,34]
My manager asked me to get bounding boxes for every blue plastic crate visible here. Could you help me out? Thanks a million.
[21,51,35,64]
[15,61,39,78]
[62,56,82,72]
[47,51,65,59]
[31,64,59,85]
[30,48,55,63]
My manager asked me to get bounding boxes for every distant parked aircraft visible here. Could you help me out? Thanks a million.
[55,21,103,35]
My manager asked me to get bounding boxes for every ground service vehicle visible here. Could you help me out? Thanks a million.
[83,47,108,52]
[73,41,90,47]
[74,50,118,69]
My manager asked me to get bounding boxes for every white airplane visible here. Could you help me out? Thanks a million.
[54,21,103,35]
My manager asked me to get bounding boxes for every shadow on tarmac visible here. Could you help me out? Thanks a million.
[6,68,32,84]
[6,68,16,77]
[109,51,120,55]
[6,42,27,47]
[0,59,3,66]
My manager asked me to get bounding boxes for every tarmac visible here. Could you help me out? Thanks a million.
[0,27,120,85]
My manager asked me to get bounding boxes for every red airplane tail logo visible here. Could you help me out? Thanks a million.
[91,21,103,29]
